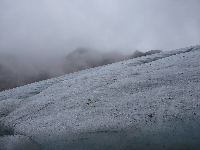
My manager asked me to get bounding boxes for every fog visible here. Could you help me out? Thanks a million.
[0,48,162,91]
[1,0,199,55]
[0,0,199,91]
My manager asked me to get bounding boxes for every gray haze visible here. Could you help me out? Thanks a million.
[0,0,199,90]
[0,48,162,91]
[0,0,199,56]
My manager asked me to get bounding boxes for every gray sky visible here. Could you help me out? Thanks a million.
[0,0,200,57]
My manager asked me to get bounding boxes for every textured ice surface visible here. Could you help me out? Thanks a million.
[0,45,200,150]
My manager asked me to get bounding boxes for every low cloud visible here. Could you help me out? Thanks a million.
[0,49,162,91]
[0,0,198,91]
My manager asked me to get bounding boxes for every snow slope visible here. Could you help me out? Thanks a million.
[0,45,200,150]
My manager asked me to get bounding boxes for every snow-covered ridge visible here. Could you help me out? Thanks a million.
[0,45,200,150]
[0,45,197,101]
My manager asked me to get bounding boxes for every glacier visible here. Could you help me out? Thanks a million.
[0,45,200,150]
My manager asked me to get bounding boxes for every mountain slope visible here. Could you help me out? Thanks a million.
[0,45,200,150]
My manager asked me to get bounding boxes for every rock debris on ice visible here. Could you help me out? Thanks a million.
[0,45,200,150]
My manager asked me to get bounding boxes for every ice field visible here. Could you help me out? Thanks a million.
[0,45,200,149]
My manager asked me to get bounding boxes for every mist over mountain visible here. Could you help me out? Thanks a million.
[63,48,162,73]
[63,48,130,73]
[0,53,52,91]
[0,49,162,92]
[0,0,199,92]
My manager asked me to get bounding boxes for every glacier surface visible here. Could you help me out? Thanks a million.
[0,45,200,150]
